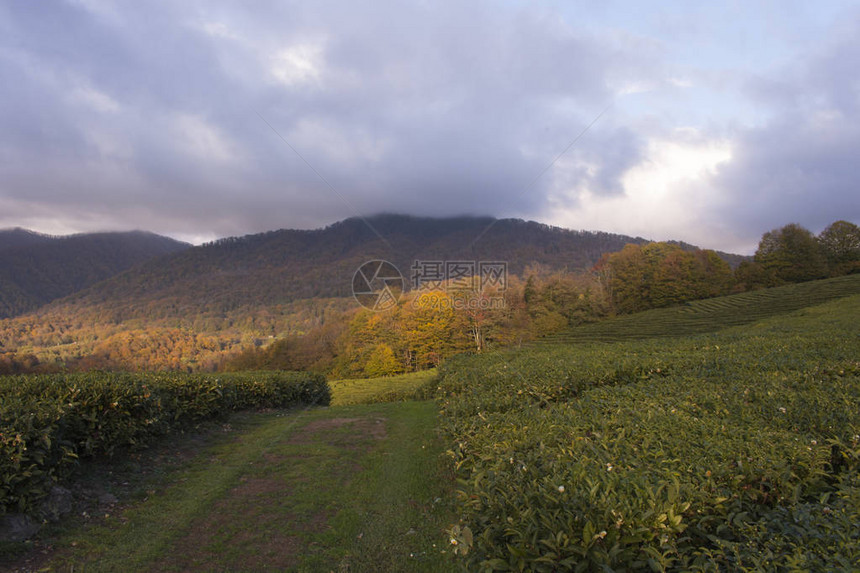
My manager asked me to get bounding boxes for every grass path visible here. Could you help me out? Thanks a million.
[7,400,457,572]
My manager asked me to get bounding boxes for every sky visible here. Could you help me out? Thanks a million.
[1,1,858,254]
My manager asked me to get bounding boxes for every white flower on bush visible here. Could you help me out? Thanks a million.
[557,485,565,493]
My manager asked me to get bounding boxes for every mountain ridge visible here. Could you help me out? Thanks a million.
[6,215,749,325]
[0,228,59,252]
[0,230,190,318]
[50,215,655,319]
[0,215,749,371]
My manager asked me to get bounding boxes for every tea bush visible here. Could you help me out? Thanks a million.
[0,371,329,515]
[438,295,860,571]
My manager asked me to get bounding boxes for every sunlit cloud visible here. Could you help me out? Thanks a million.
[270,40,326,88]
[546,130,735,250]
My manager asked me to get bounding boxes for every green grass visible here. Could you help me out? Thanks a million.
[543,273,860,344]
[329,369,438,406]
[10,400,457,572]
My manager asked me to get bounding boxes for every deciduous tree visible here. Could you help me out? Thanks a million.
[755,223,827,283]
[818,220,860,275]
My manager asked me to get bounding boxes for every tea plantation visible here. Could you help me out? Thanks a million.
[542,274,860,344]
[0,371,329,517]
[3,277,859,571]
[437,292,860,571]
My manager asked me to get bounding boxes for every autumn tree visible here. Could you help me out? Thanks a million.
[521,270,609,334]
[599,244,649,313]
[733,260,771,291]
[363,343,402,377]
[603,243,734,313]
[651,248,733,306]
[482,277,534,347]
[402,290,470,369]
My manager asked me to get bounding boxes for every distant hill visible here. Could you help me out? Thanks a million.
[40,215,658,324]
[8,214,749,329]
[0,215,747,371]
[0,231,190,318]
[0,228,57,252]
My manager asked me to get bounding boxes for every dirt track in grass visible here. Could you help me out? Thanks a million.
[150,416,388,572]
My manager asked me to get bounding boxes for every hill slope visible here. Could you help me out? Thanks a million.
[0,231,190,318]
[0,215,746,370]
[436,293,860,570]
[0,228,57,252]
[33,215,656,325]
[541,273,860,344]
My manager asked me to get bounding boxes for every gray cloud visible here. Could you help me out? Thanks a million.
[1,1,858,252]
[0,0,652,240]
[709,13,860,244]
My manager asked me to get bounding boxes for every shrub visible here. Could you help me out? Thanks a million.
[0,371,329,515]
[436,295,860,570]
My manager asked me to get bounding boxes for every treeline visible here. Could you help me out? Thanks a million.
[224,240,743,379]
[596,243,734,314]
[736,220,860,288]
[599,220,859,315]
[2,219,856,376]
[223,269,613,378]
[225,220,859,378]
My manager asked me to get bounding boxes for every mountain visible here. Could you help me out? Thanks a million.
[0,230,190,318]
[0,215,746,371]
[0,228,57,252]
[46,215,652,322]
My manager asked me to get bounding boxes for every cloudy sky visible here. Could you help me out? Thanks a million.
[1,0,858,253]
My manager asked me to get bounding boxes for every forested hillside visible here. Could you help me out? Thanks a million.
[53,215,656,321]
[0,214,762,373]
[0,228,57,252]
[0,231,190,318]
[5,215,660,330]
[0,216,659,371]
